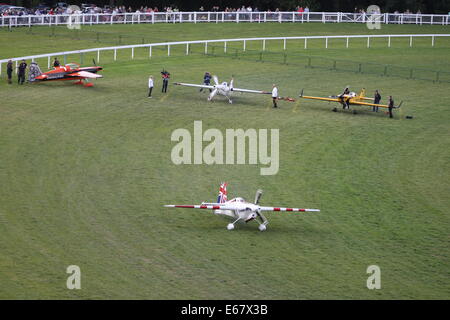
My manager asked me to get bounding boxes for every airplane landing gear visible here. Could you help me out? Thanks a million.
[227,217,241,230]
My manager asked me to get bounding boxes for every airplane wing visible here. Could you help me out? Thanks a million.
[349,101,390,108]
[69,71,103,79]
[349,100,403,109]
[299,89,341,102]
[259,206,320,212]
[174,82,215,89]
[300,95,341,103]
[231,87,270,94]
[164,204,236,210]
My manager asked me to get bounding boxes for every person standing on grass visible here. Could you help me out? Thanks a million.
[373,90,381,112]
[272,84,278,108]
[388,96,394,118]
[148,75,154,98]
[7,60,13,84]
[200,71,212,93]
[161,70,170,93]
[17,59,27,85]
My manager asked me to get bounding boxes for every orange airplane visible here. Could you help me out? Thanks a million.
[29,62,103,87]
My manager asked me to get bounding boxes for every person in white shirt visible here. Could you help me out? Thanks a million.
[271,84,278,108]
[148,75,154,98]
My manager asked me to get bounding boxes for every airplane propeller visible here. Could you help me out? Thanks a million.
[253,189,267,225]
[213,75,219,86]
[208,88,218,101]
[254,189,263,205]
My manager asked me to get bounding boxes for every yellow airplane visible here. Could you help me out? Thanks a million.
[299,88,402,114]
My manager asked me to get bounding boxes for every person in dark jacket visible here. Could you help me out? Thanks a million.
[6,60,13,84]
[339,86,350,109]
[53,57,60,68]
[373,90,381,112]
[199,72,212,93]
[161,70,170,93]
[388,96,394,118]
[17,60,27,85]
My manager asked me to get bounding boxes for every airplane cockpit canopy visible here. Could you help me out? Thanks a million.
[65,63,80,70]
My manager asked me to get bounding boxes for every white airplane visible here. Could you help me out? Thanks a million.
[164,183,320,231]
[174,76,294,104]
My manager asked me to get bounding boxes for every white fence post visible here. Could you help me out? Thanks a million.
[388,36,391,48]
[325,37,328,48]
[367,37,370,48]
[204,42,208,54]
[346,37,349,48]
[283,38,286,50]
[304,38,307,49]
[186,43,189,55]
[97,50,100,62]
[263,39,266,51]
[224,41,227,53]
[410,36,413,47]
[131,48,134,59]
[432,35,435,47]
[149,46,152,58]
[168,45,170,56]
[114,49,117,61]
[243,40,246,51]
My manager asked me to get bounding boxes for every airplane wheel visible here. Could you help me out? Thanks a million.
[227,223,235,230]
[332,108,337,112]
[258,224,267,232]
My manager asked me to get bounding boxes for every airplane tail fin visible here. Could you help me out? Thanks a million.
[217,182,228,203]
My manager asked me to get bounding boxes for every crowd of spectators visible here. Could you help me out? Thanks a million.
[0,4,443,17]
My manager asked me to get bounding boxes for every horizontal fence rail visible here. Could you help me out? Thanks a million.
[1,34,449,82]
[207,45,450,83]
[1,11,450,27]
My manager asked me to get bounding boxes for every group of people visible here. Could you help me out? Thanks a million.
[5,57,61,85]
[338,87,395,118]
[6,59,27,85]
[147,70,170,98]
[0,5,313,17]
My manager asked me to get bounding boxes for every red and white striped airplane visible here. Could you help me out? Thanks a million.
[164,183,320,231]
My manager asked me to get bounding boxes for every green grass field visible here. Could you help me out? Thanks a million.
[0,23,449,299]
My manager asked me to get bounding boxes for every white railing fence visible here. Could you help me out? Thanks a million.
[1,34,449,75]
[1,11,450,27]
